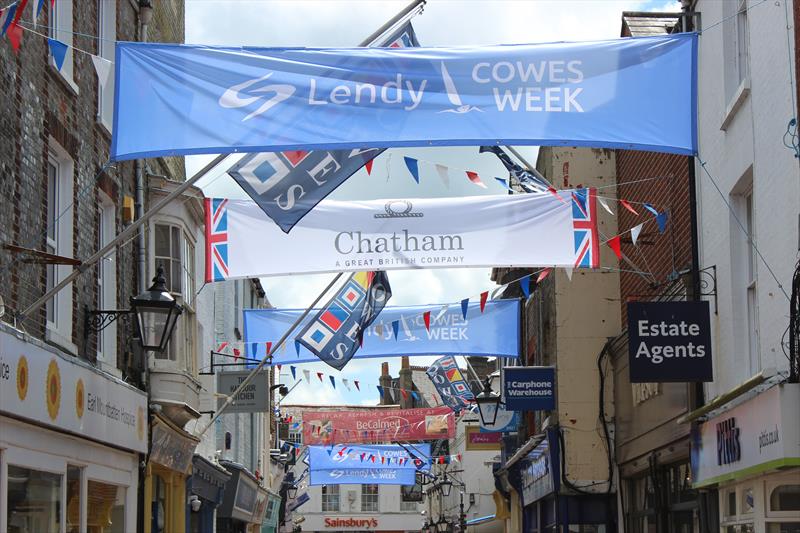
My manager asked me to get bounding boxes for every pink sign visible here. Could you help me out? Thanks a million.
[465,426,502,450]
[302,407,455,445]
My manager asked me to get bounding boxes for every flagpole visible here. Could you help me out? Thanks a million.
[359,0,426,46]
[193,272,344,439]
[19,153,230,321]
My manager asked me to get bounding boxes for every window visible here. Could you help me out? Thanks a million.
[45,141,75,352]
[48,0,77,92]
[401,483,422,511]
[322,485,340,512]
[770,485,800,512]
[154,224,183,296]
[767,482,800,532]
[743,190,759,374]
[723,0,749,102]
[361,484,378,512]
[7,464,63,532]
[97,0,115,130]
[66,465,82,533]
[87,480,126,533]
[287,429,302,446]
[721,484,755,533]
[97,192,117,365]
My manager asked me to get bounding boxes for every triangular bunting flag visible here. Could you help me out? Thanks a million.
[400,389,409,400]
[411,391,419,401]
[329,375,336,389]
[1,4,17,36]
[365,159,374,175]
[536,268,552,283]
[290,366,296,380]
[620,199,639,216]
[354,380,360,391]
[404,156,420,183]
[294,340,302,357]
[607,235,622,259]
[520,275,531,298]
[233,348,241,361]
[495,177,512,191]
[48,38,68,71]
[597,196,614,215]
[435,304,449,321]
[643,203,659,216]
[342,378,350,391]
[466,170,487,188]
[460,298,469,319]
[36,0,46,17]
[266,342,273,355]
[480,291,489,312]
[8,23,22,53]
[423,311,431,331]
[656,211,669,233]
[303,369,310,383]
[91,54,113,89]
[435,163,449,188]
[564,267,573,281]
[392,320,399,340]
[630,223,644,246]
[316,372,324,382]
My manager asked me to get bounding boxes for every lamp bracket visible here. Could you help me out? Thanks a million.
[84,305,130,338]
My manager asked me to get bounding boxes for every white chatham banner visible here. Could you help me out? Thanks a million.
[206,192,574,280]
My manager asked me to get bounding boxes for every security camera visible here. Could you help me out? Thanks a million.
[188,495,201,512]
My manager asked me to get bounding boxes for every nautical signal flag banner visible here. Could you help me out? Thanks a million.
[303,407,454,445]
[226,23,421,233]
[243,299,520,364]
[426,356,475,413]
[112,33,697,161]
[203,192,577,281]
[296,271,391,370]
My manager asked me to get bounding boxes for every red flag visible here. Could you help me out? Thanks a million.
[10,0,28,29]
[276,364,282,373]
[620,199,639,216]
[8,24,22,53]
[479,291,489,312]
[465,170,487,189]
[217,342,229,353]
[423,311,431,331]
[607,235,622,259]
[266,341,272,354]
[381,456,385,464]
[536,268,552,283]
[233,348,241,361]
[317,372,324,382]
[371,455,376,463]
[400,389,409,400]
[354,380,360,391]
[365,159,374,175]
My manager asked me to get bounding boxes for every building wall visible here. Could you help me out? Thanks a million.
[537,147,620,489]
[693,0,800,397]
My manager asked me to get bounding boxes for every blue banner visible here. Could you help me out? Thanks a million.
[426,356,474,413]
[112,34,697,161]
[243,299,520,364]
[309,444,430,486]
[226,23,420,233]
[502,366,556,411]
[295,271,391,371]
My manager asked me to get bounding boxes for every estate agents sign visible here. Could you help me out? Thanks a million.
[627,301,713,383]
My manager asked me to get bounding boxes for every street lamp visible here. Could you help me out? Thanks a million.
[475,377,502,427]
[286,484,298,499]
[439,476,453,498]
[130,266,183,352]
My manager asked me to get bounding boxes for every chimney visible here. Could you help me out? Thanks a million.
[379,361,393,405]
[399,356,413,408]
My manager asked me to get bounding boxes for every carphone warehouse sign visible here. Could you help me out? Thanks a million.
[502,367,556,411]
[627,301,712,383]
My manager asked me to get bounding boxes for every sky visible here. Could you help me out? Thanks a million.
[185,0,680,407]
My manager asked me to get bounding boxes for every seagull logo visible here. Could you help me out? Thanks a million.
[438,62,483,114]
[219,72,295,121]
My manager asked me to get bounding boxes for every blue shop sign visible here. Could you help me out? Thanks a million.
[502,367,556,411]
[519,430,560,506]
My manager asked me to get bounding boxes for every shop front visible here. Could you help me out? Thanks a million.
[144,413,201,533]
[692,383,800,533]
[188,454,231,533]
[0,323,147,533]
[217,460,270,533]
[509,428,615,532]
[298,514,422,532]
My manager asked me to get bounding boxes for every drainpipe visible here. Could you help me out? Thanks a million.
[136,1,153,293]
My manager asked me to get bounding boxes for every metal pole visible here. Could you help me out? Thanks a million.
[194,272,343,439]
[504,145,552,187]
[19,153,230,321]
[358,0,425,47]
[460,491,466,532]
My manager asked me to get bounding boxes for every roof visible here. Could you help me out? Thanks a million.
[621,11,681,37]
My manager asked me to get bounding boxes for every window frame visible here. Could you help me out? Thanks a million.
[321,484,340,513]
[766,478,800,519]
[360,483,379,512]
[96,191,117,368]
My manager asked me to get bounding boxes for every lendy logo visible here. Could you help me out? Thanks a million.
[219,72,296,121]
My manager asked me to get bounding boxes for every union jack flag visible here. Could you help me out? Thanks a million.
[572,188,599,268]
[205,198,229,282]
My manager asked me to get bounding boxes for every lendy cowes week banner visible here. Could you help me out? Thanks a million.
[205,192,573,281]
[308,444,431,486]
[112,34,697,160]
[302,407,454,445]
[243,299,520,364]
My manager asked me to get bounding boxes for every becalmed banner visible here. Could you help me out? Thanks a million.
[302,407,455,445]
[243,299,520,364]
[205,191,575,281]
[111,34,697,160]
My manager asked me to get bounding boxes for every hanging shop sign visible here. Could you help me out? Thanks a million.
[302,407,454,445]
[691,383,800,488]
[465,426,502,451]
[286,491,310,513]
[308,443,431,485]
[0,325,148,453]
[216,370,270,413]
[205,193,575,281]
[480,407,519,433]
[516,429,560,506]
[244,299,520,364]
[502,366,556,411]
[150,415,200,473]
[112,34,697,161]
[627,301,713,382]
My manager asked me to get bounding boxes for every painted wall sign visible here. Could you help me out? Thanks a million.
[302,407,454,445]
[465,426,501,450]
[692,384,800,488]
[502,366,556,411]
[112,34,697,161]
[0,326,148,453]
[627,301,713,382]
[216,370,270,413]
